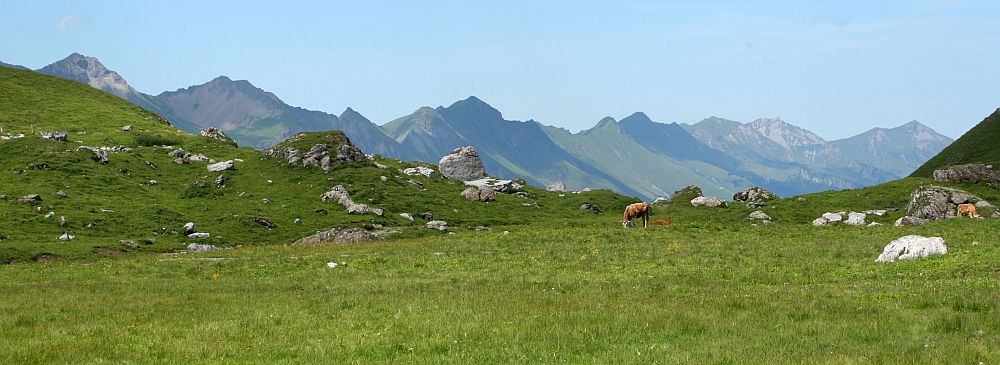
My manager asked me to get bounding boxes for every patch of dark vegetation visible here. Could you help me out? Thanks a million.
[135,133,180,147]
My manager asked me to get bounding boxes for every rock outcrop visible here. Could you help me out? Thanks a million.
[464,178,522,193]
[295,227,374,244]
[748,210,772,221]
[673,185,703,202]
[41,131,68,141]
[321,185,383,215]
[546,182,567,192]
[844,212,867,226]
[200,127,236,145]
[438,146,488,181]
[426,221,448,231]
[875,235,947,262]
[932,164,1000,185]
[903,186,983,222]
[207,160,234,172]
[402,166,436,179]
[76,146,109,163]
[186,243,220,253]
[732,187,778,202]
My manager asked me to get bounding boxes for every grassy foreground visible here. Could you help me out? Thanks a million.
[2,201,998,363]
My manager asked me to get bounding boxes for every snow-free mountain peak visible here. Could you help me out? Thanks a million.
[36,52,138,100]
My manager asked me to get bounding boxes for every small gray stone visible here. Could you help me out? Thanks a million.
[58,233,75,241]
[426,220,448,231]
[188,232,211,239]
[186,243,220,253]
[399,213,414,222]
[748,210,772,221]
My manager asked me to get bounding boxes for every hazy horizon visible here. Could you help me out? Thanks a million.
[3,1,998,139]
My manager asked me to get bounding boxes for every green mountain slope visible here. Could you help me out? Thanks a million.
[911,108,1000,177]
[0,67,634,263]
[542,118,753,199]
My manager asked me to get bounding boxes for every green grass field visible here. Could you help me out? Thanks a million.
[2,201,998,363]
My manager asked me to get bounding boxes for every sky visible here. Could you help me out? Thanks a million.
[1,1,998,140]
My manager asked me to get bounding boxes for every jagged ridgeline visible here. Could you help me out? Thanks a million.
[0,67,634,262]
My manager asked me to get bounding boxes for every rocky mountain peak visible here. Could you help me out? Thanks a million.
[36,52,136,99]
[747,117,825,149]
[443,96,503,121]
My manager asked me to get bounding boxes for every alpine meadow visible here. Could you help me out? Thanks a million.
[2,2,1000,363]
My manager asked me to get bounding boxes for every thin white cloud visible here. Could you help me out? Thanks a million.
[56,15,82,31]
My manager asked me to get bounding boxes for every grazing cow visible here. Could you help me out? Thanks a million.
[957,203,980,218]
[622,202,650,228]
[651,219,672,226]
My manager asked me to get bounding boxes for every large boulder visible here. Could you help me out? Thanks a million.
[932,164,1000,185]
[295,227,373,244]
[426,220,448,231]
[732,187,778,202]
[844,212,867,226]
[875,235,947,262]
[438,146,488,181]
[748,210,772,221]
[335,144,367,163]
[691,196,725,208]
[905,186,981,221]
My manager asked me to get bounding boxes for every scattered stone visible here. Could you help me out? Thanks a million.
[546,182,567,192]
[294,218,302,224]
[975,200,994,209]
[426,220,448,231]
[186,243,220,253]
[19,194,41,203]
[183,222,196,235]
[295,227,374,244]
[144,238,157,245]
[261,198,271,204]
[59,216,66,226]
[215,175,228,188]
[748,210,772,221]
[875,235,947,263]
[188,232,211,239]
[402,166,436,179]
[463,178,521,193]
[121,125,132,131]
[812,217,829,226]
[252,217,276,229]
[0,195,5,200]
[579,203,603,213]
[321,185,383,215]
[399,213,414,222]
[326,262,338,268]
[864,210,888,217]
[56,190,67,198]
[796,197,807,202]
[932,164,1000,185]
[746,201,768,209]
[461,186,496,202]
[168,149,186,158]
[44,211,55,219]
[119,240,139,248]
[76,146,108,163]
[868,222,883,227]
[174,158,188,165]
[419,212,434,220]
[894,216,929,227]
[732,187,778,202]
[380,176,388,182]
[844,212,867,226]
[994,210,1000,219]
[207,160,234,172]
[438,146,488,181]
[188,154,209,162]
[475,226,492,231]
[58,233,75,241]
[41,131,68,141]
[149,180,158,185]
[691,196,725,208]
[406,179,424,188]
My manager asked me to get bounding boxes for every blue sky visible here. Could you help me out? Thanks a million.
[2,1,998,139]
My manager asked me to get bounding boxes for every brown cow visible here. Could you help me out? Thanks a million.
[622,202,650,228]
[958,203,980,218]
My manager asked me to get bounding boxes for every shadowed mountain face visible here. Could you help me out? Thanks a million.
[831,121,953,177]
[912,108,1000,177]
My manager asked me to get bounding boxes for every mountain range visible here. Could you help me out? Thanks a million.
[3,53,955,199]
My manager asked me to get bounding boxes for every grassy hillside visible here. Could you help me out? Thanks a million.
[0,67,634,263]
[912,108,1000,177]
[2,177,998,362]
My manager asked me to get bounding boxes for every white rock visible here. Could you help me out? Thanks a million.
[864,210,888,217]
[188,232,211,239]
[149,180,158,185]
[186,243,219,253]
[399,213,414,222]
[44,211,55,219]
[402,166,436,179]
[748,210,772,221]
[876,235,948,263]
[821,212,843,223]
[691,196,724,207]
[464,178,519,193]
[183,222,195,235]
[426,220,448,231]
[326,262,338,268]
[58,233,75,241]
[812,217,829,226]
[844,212,867,226]
[868,222,883,227]
[207,160,234,172]
[380,176,388,182]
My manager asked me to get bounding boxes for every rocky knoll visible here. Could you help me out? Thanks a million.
[932,164,1000,185]
[265,131,369,172]
[902,186,983,222]
[321,185,383,215]
[438,146,488,181]
[732,187,778,202]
